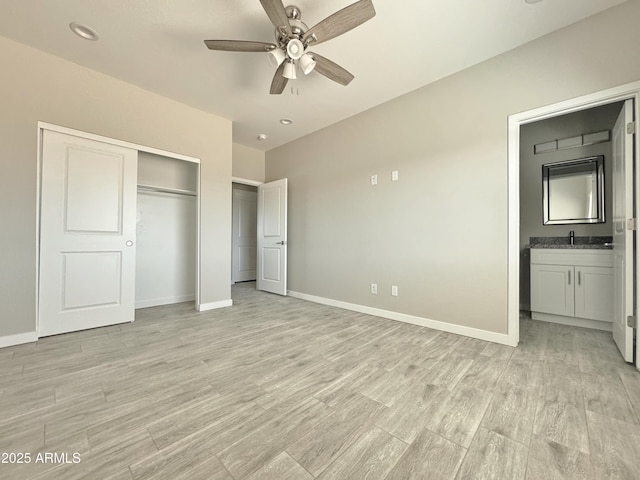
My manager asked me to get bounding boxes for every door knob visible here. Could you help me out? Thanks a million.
[276,241,287,245]
[126,240,134,247]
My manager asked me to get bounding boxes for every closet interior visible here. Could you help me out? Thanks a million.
[136,152,198,309]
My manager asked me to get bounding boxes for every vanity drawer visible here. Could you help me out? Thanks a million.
[530,248,613,268]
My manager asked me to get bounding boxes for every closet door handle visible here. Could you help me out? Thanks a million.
[568,270,571,285]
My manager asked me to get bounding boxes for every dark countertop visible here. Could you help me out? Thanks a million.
[528,243,613,250]
[527,235,613,250]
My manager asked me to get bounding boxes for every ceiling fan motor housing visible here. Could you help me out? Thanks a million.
[286,38,304,59]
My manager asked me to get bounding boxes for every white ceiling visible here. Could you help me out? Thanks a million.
[0,0,627,151]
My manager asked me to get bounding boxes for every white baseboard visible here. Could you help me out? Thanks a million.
[0,331,38,349]
[136,294,196,309]
[531,312,612,331]
[288,291,516,346]
[197,299,233,312]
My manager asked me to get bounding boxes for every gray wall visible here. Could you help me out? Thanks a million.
[265,1,640,336]
[138,151,198,192]
[519,102,621,308]
[0,35,232,339]
[233,143,265,183]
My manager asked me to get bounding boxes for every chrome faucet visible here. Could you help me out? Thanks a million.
[569,231,575,245]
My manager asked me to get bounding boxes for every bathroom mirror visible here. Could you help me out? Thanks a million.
[542,155,605,225]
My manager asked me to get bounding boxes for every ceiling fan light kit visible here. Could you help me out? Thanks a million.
[267,47,286,67]
[204,0,376,94]
[298,53,316,75]
[283,60,297,80]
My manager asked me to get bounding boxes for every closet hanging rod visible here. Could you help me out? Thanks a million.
[137,184,197,197]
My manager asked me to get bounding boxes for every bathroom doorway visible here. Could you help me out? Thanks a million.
[507,81,640,368]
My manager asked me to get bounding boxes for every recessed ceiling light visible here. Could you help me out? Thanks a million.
[69,22,99,41]
[257,134,268,141]
[524,0,543,4]
[280,119,293,125]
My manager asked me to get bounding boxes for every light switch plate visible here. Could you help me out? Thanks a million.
[371,174,378,186]
[391,170,399,181]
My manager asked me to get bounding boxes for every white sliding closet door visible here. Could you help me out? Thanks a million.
[39,130,138,336]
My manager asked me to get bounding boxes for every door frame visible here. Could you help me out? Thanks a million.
[36,122,201,335]
[507,81,640,367]
[231,177,264,285]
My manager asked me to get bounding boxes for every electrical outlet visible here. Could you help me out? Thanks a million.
[391,170,399,181]
[370,283,378,294]
[391,285,398,296]
[370,174,378,186]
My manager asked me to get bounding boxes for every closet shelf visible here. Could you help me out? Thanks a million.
[137,184,197,197]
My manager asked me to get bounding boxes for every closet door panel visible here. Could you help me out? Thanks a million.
[39,130,138,336]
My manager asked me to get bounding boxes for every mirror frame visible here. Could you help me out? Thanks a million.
[542,155,605,225]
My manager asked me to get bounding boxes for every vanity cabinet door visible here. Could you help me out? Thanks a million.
[575,266,614,322]
[530,264,575,317]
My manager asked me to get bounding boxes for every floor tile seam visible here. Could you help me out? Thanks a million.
[369,422,412,447]
[0,401,67,429]
[79,395,210,444]
[581,369,639,426]
[213,451,238,480]
[134,416,229,467]
[536,380,592,456]
[288,451,316,480]
[420,424,472,451]
[476,383,536,448]
[284,424,397,480]
[583,405,601,477]
[143,400,267,453]
[283,446,329,479]
[444,358,476,392]
[145,425,162,454]
[616,370,640,425]
[451,420,485,480]
[520,436,533,480]
[584,405,640,429]
[481,426,532,450]
[417,425,470,479]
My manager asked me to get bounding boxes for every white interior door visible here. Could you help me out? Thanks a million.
[39,130,138,337]
[612,99,634,362]
[257,178,287,295]
[232,187,257,283]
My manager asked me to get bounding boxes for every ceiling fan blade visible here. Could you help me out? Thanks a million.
[302,0,376,46]
[259,0,290,36]
[309,53,354,86]
[204,40,276,52]
[270,62,288,94]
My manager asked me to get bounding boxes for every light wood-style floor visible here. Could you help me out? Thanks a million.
[1,282,639,480]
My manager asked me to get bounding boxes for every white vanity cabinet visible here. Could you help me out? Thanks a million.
[530,248,613,330]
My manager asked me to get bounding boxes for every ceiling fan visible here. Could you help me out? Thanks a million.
[204,0,376,94]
